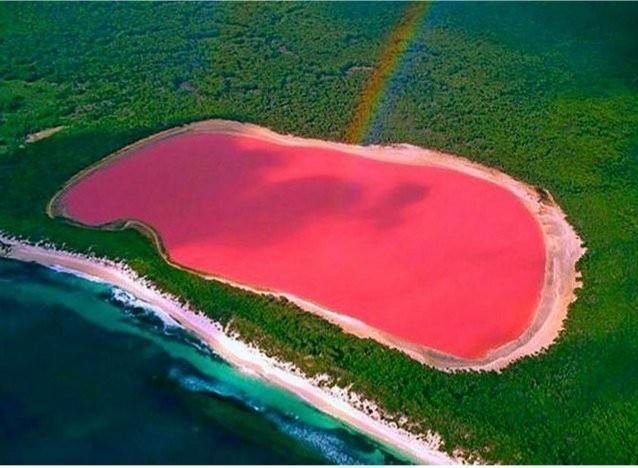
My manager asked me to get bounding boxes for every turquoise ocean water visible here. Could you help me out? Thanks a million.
[0,258,407,464]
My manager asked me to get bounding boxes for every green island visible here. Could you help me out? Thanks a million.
[1,2,637,463]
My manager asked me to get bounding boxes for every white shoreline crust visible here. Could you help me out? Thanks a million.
[0,234,461,465]
[48,119,586,371]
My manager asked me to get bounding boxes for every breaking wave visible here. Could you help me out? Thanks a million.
[168,366,266,413]
[109,287,180,329]
[49,264,107,284]
[273,414,366,465]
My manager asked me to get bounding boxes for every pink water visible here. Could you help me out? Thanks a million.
[62,132,546,359]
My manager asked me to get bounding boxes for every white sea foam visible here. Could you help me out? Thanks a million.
[110,287,181,329]
[168,367,266,412]
[275,417,360,465]
[49,264,107,284]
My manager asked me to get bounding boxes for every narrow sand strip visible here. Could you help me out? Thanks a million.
[49,119,586,371]
[0,235,460,465]
[26,126,65,143]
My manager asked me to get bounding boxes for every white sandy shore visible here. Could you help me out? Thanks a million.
[4,119,587,463]
[49,119,586,371]
[0,234,461,465]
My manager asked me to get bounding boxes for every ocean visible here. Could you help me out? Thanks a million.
[0,257,407,464]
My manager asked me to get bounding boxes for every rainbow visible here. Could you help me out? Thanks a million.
[345,2,429,144]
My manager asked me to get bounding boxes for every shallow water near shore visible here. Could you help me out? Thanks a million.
[0,258,407,464]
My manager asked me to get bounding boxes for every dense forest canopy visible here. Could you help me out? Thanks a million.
[1,2,637,463]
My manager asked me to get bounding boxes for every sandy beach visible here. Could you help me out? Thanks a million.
[49,119,586,371]
[0,234,459,465]
[2,120,586,464]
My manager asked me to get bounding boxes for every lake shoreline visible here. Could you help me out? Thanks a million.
[49,119,586,371]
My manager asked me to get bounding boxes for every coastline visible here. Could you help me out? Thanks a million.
[48,119,586,371]
[0,234,459,465]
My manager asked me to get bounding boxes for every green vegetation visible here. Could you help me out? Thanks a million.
[1,2,637,463]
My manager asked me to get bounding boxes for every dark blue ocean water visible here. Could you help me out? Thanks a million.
[0,258,407,464]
